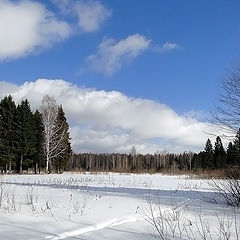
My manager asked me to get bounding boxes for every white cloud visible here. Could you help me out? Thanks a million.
[0,81,19,96]
[87,34,151,76]
[0,0,71,61]
[152,42,180,53]
[0,79,224,154]
[162,42,179,51]
[53,0,112,32]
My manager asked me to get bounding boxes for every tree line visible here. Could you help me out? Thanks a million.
[1,93,239,174]
[0,95,72,174]
[193,134,240,170]
[69,135,240,173]
[1,93,240,174]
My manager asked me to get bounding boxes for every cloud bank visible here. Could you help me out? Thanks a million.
[0,0,71,61]
[0,79,222,154]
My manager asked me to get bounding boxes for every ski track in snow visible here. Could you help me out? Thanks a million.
[45,214,143,240]
[45,199,190,240]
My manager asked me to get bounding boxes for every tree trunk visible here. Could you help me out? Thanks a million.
[9,157,11,172]
[20,154,23,175]
[35,162,38,174]
[46,154,49,173]
[38,161,41,174]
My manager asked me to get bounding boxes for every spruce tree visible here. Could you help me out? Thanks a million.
[213,136,226,168]
[202,139,214,169]
[33,110,44,174]
[52,105,72,173]
[232,129,240,166]
[0,96,16,172]
[13,99,35,174]
[226,142,237,166]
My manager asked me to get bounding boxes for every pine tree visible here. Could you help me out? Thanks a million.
[52,105,72,172]
[202,139,214,169]
[13,100,35,174]
[0,96,16,172]
[213,136,226,168]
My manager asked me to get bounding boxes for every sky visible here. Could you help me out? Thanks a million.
[0,0,239,154]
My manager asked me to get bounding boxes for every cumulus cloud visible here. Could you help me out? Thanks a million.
[53,0,112,32]
[87,34,151,76]
[0,0,71,61]
[0,79,224,154]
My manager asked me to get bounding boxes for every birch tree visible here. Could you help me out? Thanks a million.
[40,96,72,173]
[40,95,58,173]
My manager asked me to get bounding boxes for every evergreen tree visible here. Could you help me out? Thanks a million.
[232,129,240,166]
[13,100,35,174]
[226,142,237,166]
[213,136,226,168]
[0,96,16,172]
[202,139,214,169]
[52,105,72,173]
[33,110,44,174]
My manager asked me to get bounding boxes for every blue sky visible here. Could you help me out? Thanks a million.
[0,0,238,153]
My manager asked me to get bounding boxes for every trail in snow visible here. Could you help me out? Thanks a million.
[45,199,191,240]
[45,214,143,240]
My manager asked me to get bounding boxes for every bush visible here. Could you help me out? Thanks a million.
[209,167,240,207]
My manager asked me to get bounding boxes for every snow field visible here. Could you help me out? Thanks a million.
[0,172,239,240]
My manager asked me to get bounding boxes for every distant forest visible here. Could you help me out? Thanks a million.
[0,95,240,174]
[70,134,240,173]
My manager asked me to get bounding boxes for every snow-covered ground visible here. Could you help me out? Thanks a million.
[0,173,239,239]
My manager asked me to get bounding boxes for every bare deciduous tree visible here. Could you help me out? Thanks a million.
[130,145,137,156]
[40,95,70,173]
[213,68,240,135]
[211,69,240,206]
[40,95,58,173]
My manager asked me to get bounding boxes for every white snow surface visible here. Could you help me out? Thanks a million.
[0,172,239,240]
